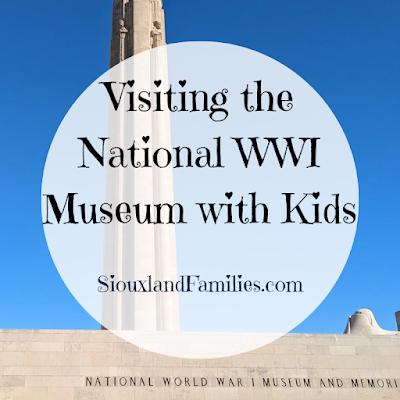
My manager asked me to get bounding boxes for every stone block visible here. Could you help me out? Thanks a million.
[354,346,380,356]
[386,368,400,378]
[18,332,54,342]
[140,366,172,377]
[300,388,337,400]
[330,368,359,378]
[271,388,306,399]
[302,368,332,379]
[230,354,265,368]
[33,366,61,376]
[307,345,330,355]
[0,388,13,400]
[80,367,112,376]
[0,376,24,388]
[104,388,136,400]
[171,367,194,377]
[57,352,92,367]
[271,336,294,346]
[48,387,74,400]
[84,343,113,353]
[272,355,297,369]
[2,367,33,376]
[274,345,308,355]
[373,355,400,369]
[336,336,373,347]
[152,353,183,367]
[133,387,171,400]
[216,368,249,378]
[190,367,218,378]
[378,346,400,356]
[292,336,319,346]
[74,387,105,400]
[203,387,238,400]
[25,352,58,366]
[108,366,142,376]
[12,387,47,400]
[61,367,81,376]
[4,341,64,352]
[329,346,356,356]
[246,344,274,354]
[26,375,80,387]
[121,352,153,367]
[0,353,25,366]
[92,353,121,367]
[237,387,272,400]
[337,390,359,400]
[169,387,206,400]
[182,358,207,368]
[316,336,339,346]
[317,355,374,369]
[0,332,20,343]
[204,358,234,368]
[112,342,139,353]
[294,355,319,369]
[89,332,124,343]
[370,337,400,347]
[54,332,91,343]
[65,342,84,352]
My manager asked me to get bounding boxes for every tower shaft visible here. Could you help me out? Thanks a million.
[103,0,180,332]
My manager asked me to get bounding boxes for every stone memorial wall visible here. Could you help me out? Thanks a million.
[0,329,399,400]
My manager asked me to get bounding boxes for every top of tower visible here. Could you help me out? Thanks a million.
[110,0,166,67]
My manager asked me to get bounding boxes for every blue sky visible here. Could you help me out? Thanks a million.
[0,0,399,333]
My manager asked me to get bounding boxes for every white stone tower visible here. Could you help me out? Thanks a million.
[110,0,166,66]
[102,0,180,332]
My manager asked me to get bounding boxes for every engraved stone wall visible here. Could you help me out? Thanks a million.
[0,329,399,399]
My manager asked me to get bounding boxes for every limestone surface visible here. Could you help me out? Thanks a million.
[0,329,399,399]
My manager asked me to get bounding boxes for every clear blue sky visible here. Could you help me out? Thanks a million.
[0,0,398,333]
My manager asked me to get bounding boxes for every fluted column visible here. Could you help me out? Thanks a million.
[103,0,179,332]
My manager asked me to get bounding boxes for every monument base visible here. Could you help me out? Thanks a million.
[0,329,399,399]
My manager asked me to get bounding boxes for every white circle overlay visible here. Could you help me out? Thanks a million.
[42,42,358,358]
